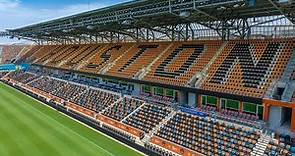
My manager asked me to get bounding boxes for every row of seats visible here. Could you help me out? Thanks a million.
[28,77,67,94]
[265,140,292,156]
[102,124,136,143]
[123,104,172,133]
[156,112,261,156]
[107,43,169,78]
[1,45,27,64]
[144,41,222,86]
[80,44,132,74]
[0,72,7,78]
[202,39,294,98]
[139,92,176,105]
[7,72,38,84]
[53,82,87,101]
[145,143,176,156]
[197,105,261,128]
[27,76,121,114]
[102,97,144,121]
[14,39,294,99]
[71,88,120,113]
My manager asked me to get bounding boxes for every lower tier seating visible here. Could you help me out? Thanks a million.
[71,88,120,113]
[7,72,38,84]
[156,112,261,156]
[145,143,176,156]
[102,97,144,121]
[265,139,292,156]
[0,72,7,78]
[123,104,172,133]
[53,83,87,101]
[4,70,295,156]
[28,77,67,94]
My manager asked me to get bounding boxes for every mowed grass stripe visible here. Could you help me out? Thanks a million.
[0,83,143,156]
[2,88,87,156]
[0,84,111,156]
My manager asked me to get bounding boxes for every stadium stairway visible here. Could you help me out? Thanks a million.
[141,110,177,143]
[121,101,146,122]
[281,49,295,101]
[135,43,174,80]
[193,41,228,88]
[13,45,33,63]
[267,48,295,100]
[76,45,109,71]
[251,134,271,156]
[97,96,123,115]
[99,45,135,74]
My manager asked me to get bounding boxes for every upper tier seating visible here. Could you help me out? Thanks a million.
[24,45,59,63]
[144,40,222,86]
[107,43,170,78]
[156,112,261,156]
[102,97,144,121]
[123,104,172,133]
[202,39,294,98]
[80,43,133,74]
[8,72,38,84]
[18,45,42,63]
[71,88,120,113]
[1,45,27,63]
[60,45,101,69]
[44,45,100,67]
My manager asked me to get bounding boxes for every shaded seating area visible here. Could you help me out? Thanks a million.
[123,104,172,133]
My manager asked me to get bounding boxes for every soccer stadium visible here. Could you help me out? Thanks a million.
[0,0,295,155]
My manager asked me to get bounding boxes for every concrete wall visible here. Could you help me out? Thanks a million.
[269,106,284,129]
[188,92,196,107]
[178,91,188,106]
[133,83,141,96]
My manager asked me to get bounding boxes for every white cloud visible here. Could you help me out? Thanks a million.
[0,0,19,11]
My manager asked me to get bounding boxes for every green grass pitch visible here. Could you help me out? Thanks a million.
[0,82,143,156]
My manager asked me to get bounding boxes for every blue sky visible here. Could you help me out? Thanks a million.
[0,0,128,44]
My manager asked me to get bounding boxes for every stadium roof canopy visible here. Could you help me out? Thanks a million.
[5,0,295,44]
